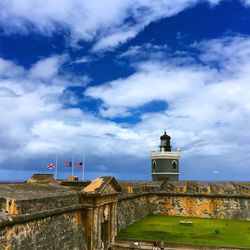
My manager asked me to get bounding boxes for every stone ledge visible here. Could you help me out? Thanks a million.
[2,193,81,215]
[152,192,250,199]
[0,204,86,228]
[118,192,250,202]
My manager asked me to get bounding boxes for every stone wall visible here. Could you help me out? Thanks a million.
[116,181,250,233]
[116,182,161,232]
[0,197,5,211]
[0,210,85,250]
[0,182,86,249]
[0,178,249,249]
[0,176,122,250]
[117,195,150,232]
[149,194,250,219]
[5,194,80,215]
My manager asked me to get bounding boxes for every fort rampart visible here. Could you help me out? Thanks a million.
[0,175,249,250]
[117,181,249,231]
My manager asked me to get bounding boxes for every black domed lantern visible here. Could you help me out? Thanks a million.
[160,131,171,152]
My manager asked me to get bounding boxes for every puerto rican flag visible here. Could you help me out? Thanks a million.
[64,161,72,167]
[47,163,55,169]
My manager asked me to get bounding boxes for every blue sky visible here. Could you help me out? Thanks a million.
[1,0,250,181]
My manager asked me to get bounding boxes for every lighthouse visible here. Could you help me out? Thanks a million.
[151,131,180,181]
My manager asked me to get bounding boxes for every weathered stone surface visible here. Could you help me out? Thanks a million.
[82,177,121,250]
[117,195,150,232]
[0,178,249,249]
[116,181,250,233]
[0,177,121,250]
[148,195,250,219]
[0,183,80,216]
[83,176,121,195]
[0,211,85,250]
[27,174,54,183]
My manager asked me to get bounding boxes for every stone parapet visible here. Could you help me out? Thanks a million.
[118,181,250,197]
[116,181,250,232]
[0,176,122,250]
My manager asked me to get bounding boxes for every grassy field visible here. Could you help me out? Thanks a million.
[117,215,250,248]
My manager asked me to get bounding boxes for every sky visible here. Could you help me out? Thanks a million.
[0,0,250,181]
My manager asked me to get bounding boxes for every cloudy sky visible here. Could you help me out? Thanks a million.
[0,0,250,181]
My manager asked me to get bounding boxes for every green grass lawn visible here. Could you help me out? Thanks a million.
[118,215,250,248]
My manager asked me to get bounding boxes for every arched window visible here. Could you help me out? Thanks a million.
[172,160,177,170]
[152,160,157,172]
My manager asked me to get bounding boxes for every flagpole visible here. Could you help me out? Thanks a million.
[55,155,58,180]
[42,160,45,174]
[82,151,85,181]
[72,154,74,177]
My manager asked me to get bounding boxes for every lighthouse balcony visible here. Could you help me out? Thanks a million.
[151,150,180,159]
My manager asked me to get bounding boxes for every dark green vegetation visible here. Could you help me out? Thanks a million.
[118,215,250,248]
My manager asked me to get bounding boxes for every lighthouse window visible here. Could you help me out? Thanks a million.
[172,160,177,170]
[152,161,157,172]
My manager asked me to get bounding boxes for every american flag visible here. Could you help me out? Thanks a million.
[76,162,84,168]
[64,161,72,167]
[47,163,55,169]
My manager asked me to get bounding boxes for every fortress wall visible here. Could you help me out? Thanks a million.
[0,198,5,211]
[117,195,150,232]
[2,194,81,216]
[149,194,250,219]
[117,192,250,232]
[0,179,249,249]
[14,194,80,214]
[0,210,85,250]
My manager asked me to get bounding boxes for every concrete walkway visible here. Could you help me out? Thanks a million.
[113,239,247,250]
[113,242,174,250]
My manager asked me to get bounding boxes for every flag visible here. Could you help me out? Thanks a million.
[47,163,55,170]
[64,161,72,167]
[76,162,84,168]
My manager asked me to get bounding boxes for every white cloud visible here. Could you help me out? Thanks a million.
[86,61,213,110]
[242,0,250,6]
[0,57,150,176]
[0,87,18,97]
[29,56,65,80]
[119,45,143,58]
[1,35,250,181]
[72,56,91,64]
[84,36,250,162]
[0,0,223,51]
[1,1,250,180]
[0,58,24,78]
[99,106,131,118]
[0,57,94,166]
[93,28,138,51]
[119,43,169,60]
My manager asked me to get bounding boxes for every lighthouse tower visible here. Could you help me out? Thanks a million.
[151,132,180,181]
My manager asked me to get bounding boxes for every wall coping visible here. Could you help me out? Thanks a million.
[118,192,250,201]
[0,204,87,228]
